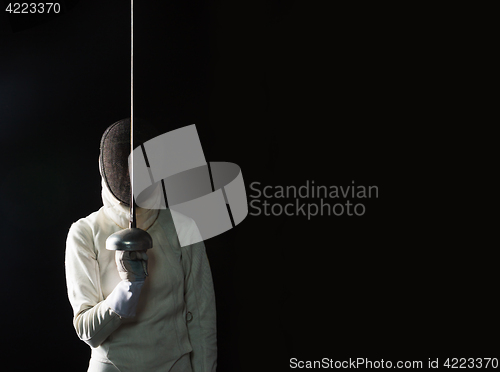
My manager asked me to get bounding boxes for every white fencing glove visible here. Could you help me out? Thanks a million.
[105,250,149,318]
[115,250,149,282]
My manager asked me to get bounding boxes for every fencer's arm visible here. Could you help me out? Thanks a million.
[65,220,124,348]
[104,250,148,318]
[181,220,218,372]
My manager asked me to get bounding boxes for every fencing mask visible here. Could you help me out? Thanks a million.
[99,118,161,207]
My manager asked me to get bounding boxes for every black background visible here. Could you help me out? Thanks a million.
[0,1,497,371]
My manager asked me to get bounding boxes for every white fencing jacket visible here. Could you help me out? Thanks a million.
[65,181,217,372]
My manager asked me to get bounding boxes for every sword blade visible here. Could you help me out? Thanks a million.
[130,0,136,229]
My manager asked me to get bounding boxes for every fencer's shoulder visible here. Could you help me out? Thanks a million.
[168,209,195,227]
[163,209,203,248]
[67,210,101,238]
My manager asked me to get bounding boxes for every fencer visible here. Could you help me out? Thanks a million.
[65,119,217,372]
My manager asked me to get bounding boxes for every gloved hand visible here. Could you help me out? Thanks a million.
[115,250,149,282]
[105,251,148,318]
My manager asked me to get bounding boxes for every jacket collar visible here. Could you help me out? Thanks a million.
[101,178,160,230]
